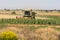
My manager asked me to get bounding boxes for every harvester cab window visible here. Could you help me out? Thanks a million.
[25,11,30,16]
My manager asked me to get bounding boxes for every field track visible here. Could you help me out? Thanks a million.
[38,13,60,16]
[0,13,60,19]
[2,24,60,28]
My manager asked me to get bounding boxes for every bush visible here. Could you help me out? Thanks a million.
[0,31,18,40]
[11,11,16,14]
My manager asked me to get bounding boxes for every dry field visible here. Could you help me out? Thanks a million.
[0,11,60,19]
[0,10,60,40]
[0,14,53,19]
[0,10,60,19]
[0,24,60,40]
[0,14,20,19]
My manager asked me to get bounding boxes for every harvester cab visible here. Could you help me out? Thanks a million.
[23,10,36,19]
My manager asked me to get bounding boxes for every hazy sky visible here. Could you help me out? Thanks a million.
[0,0,60,9]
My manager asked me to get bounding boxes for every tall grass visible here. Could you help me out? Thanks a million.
[0,18,59,25]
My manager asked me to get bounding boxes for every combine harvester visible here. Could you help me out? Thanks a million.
[16,9,36,19]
